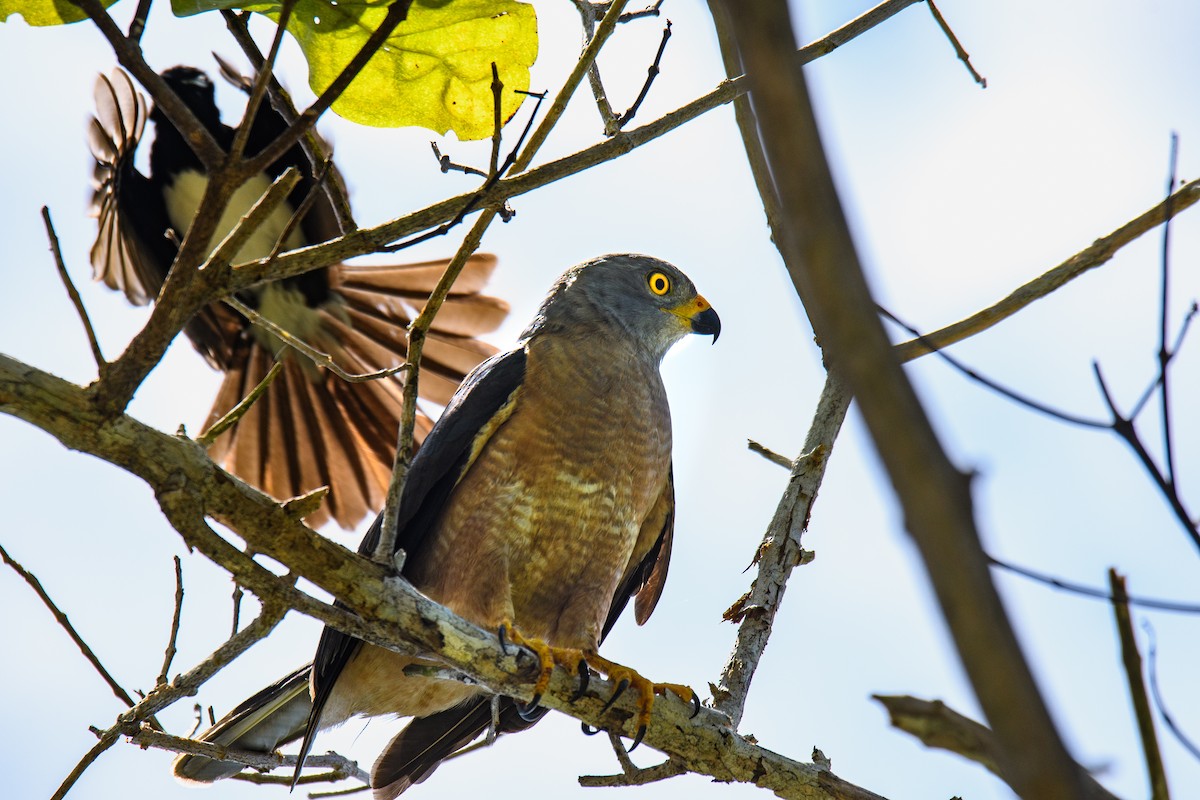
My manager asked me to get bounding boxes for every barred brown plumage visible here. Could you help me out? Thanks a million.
[172,254,719,797]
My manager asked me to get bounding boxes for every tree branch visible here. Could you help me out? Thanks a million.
[0,352,893,800]
[718,3,1090,797]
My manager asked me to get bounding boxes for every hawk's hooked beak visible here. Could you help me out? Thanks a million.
[669,294,721,343]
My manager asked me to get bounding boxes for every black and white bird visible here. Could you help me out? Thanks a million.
[87,66,509,529]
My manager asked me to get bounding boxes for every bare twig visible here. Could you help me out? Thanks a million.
[127,0,152,42]
[196,361,284,448]
[1156,135,1179,486]
[74,0,223,167]
[223,298,407,384]
[0,541,138,710]
[925,0,986,87]
[519,0,627,174]
[42,207,105,369]
[266,156,335,263]
[219,15,357,233]
[1146,625,1200,762]
[893,176,1200,362]
[872,695,1119,800]
[1109,570,1170,800]
[244,0,414,177]
[157,556,185,686]
[614,20,672,130]
[747,439,793,469]
[376,208,499,564]
[229,0,295,163]
[1130,301,1199,420]
[489,63,503,178]
[431,142,487,178]
[714,373,848,726]
[882,305,1109,429]
[1092,363,1199,552]
[578,734,686,787]
[990,555,1200,614]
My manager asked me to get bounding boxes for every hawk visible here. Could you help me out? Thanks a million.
[174,254,720,797]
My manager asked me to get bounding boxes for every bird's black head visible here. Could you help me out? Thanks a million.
[151,66,223,135]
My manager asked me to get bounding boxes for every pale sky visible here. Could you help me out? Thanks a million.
[2,2,1200,800]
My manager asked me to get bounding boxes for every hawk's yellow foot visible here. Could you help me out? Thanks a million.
[498,622,591,718]
[582,652,700,751]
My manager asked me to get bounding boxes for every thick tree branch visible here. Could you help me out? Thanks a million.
[873,695,1119,800]
[719,3,1090,798]
[713,371,849,727]
[0,352,891,800]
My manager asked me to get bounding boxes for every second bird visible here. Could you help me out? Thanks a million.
[87,66,509,529]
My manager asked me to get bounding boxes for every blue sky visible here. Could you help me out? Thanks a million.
[2,2,1200,799]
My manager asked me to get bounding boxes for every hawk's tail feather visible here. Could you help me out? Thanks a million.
[372,696,546,799]
[173,664,313,784]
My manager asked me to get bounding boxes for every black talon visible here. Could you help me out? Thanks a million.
[498,624,510,656]
[581,722,601,736]
[600,679,630,713]
[690,691,701,718]
[571,659,590,702]
[517,695,542,721]
[629,724,647,752]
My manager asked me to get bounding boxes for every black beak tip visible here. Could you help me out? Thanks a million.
[691,307,721,343]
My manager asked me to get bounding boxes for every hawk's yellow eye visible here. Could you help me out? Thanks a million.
[647,272,671,296]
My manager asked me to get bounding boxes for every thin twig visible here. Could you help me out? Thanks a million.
[925,0,986,87]
[220,14,358,233]
[990,555,1200,614]
[578,756,686,788]
[1093,363,1200,552]
[489,63,503,178]
[52,728,122,800]
[431,142,487,178]
[1157,134,1179,486]
[197,362,283,448]
[1130,301,1199,419]
[224,298,407,384]
[75,0,223,167]
[1109,569,1170,800]
[0,541,141,711]
[229,0,296,162]
[714,373,849,726]
[614,20,672,130]
[42,207,106,369]
[882,305,1109,429]
[747,439,793,469]
[231,581,245,636]
[127,0,152,42]
[157,556,185,686]
[266,157,335,263]
[1145,624,1200,761]
[376,208,499,563]
[244,0,414,177]
[893,176,1200,363]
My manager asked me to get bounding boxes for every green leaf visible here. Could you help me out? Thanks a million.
[1,0,119,26]
[174,0,539,139]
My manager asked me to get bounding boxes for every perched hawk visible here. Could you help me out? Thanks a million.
[87,66,509,529]
[173,254,720,797]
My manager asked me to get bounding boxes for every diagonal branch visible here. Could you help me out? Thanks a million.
[230,0,922,293]
[719,4,1090,798]
[0,352,891,800]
